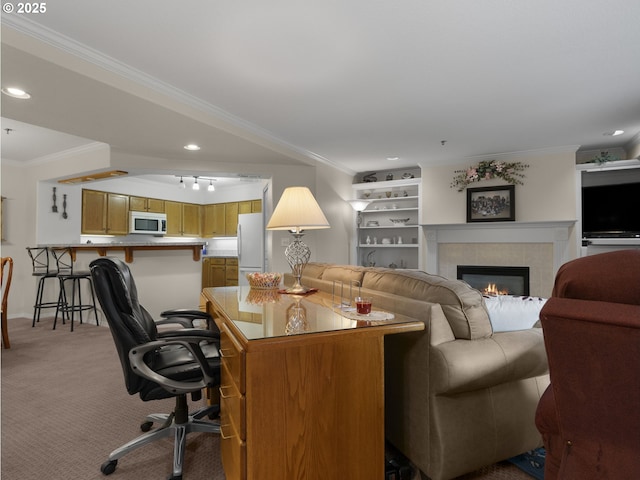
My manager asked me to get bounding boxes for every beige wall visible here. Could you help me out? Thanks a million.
[420,148,577,224]
[1,149,353,319]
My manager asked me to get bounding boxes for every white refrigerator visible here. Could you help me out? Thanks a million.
[237,212,265,286]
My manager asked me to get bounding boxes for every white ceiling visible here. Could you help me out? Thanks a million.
[2,0,640,181]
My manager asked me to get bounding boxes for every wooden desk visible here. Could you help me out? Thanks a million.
[202,286,424,480]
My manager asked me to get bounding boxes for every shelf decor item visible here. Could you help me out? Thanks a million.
[590,151,620,165]
[467,185,515,223]
[389,218,410,226]
[451,160,528,192]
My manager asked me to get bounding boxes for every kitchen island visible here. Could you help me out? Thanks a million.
[41,242,205,263]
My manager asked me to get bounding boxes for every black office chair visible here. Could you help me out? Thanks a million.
[89,257,221,480]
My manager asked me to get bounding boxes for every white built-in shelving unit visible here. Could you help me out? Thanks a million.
[351,168,422,269]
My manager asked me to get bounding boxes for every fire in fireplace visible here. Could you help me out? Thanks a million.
[457,265,530,296]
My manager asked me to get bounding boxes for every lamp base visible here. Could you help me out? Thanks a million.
[284,283,311,295]
[284,232,312,295]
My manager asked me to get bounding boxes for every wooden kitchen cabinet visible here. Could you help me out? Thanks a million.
[225,202,239,236]
[239,200,262,214]
[202,257,238,288]
[238,201,252,215]
[203,203,226,237]
[225,258,239,286]
[81,189,129,235]
[129,196,164,213]
[202,200,262,238]
[165,201,201,236]
[182,203,201,236]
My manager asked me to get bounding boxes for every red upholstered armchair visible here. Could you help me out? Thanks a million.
[535,250,640,480]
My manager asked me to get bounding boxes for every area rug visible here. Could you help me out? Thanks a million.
[507,448,545,480]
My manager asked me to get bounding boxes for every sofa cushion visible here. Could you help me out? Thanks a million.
[301,262,330,279]
[321,265,365,285]
[361,269,492,340]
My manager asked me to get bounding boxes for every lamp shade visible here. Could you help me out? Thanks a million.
[267,187,330,232]
[348,199,373,212]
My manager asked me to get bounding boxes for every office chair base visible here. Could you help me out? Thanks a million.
[100,405,220,479]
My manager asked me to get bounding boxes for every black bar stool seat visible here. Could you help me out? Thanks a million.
[51,247,99,331]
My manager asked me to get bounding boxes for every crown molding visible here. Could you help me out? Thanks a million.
[1,16,354,175]
[465,145,580,161]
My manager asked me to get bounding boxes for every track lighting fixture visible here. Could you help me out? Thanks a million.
[176,175,217,192]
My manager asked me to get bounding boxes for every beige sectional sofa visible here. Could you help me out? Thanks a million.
[284,263,549,480]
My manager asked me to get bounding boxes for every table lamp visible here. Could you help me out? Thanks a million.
[267,187,330,294]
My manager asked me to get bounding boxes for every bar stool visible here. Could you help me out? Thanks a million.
[50,247,99,331]
[26,247,60,327]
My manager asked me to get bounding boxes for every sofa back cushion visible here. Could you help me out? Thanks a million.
[302,262,331,280]
[362,269,492,339]
[321,265,365,285]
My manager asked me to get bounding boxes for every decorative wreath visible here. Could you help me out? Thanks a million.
[450,160,529,192]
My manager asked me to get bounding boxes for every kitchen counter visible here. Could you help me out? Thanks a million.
[41,242,205,263]
[203,251,238,258]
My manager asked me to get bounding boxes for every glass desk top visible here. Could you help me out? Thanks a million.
[203,286,423,341]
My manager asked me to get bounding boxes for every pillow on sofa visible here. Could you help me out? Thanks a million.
[484,295,547,332]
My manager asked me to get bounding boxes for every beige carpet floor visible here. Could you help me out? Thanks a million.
[1,317,533,480]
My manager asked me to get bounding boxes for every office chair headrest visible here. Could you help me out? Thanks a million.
[90,257,140,315]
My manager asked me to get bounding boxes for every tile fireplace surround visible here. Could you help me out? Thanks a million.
[423,221,576,298]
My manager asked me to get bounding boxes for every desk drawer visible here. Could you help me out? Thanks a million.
[219,323,246,394]
[220,406,246,480]
[220,363,246,440]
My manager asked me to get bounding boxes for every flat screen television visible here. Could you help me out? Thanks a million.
[582,182,640,238]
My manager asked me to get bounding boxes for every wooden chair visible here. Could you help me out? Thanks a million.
[1,256,14,349]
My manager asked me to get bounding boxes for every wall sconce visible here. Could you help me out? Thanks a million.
[348,199,373,226]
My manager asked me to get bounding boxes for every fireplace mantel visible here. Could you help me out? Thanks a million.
[422,220,576,275]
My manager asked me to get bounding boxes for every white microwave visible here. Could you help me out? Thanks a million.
[129,211,167,235]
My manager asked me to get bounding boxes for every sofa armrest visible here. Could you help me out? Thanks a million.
[430,329,547,395]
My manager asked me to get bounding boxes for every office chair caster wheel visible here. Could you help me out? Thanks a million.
[140,420,153,432]
[100,459,117,475]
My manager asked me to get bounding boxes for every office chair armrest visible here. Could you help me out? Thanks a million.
[128,336,218,395]
[158,309,212,329]
[156,328,219,340]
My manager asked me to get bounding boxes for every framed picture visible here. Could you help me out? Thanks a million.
[466,185,515,222]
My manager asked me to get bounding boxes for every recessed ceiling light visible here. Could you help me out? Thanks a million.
[184,144,201,151]
[386,156,400,161]
[603,130,624,137]
[2,87,31,99]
